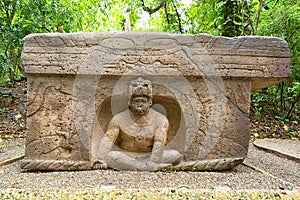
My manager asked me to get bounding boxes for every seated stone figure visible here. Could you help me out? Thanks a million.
[91,77,181,171]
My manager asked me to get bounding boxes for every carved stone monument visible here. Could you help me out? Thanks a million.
[20,33,290,171]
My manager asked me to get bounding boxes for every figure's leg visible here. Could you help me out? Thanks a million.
[107,151,173,171]
[106,151,148,171]
[161,150,182,164]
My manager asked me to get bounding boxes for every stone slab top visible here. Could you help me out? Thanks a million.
[253,139,300,162]
[22,32,290,90]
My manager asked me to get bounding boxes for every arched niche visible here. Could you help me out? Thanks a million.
[90,94,183,160]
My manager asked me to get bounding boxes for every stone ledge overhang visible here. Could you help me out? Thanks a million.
[22,32,290,91]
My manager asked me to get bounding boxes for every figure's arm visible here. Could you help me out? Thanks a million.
[92,118,120,168]
[149,119,169,163]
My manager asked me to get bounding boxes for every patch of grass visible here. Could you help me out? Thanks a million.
[289,131,300,138]
[0,189,299,200]
[0,144,6,153]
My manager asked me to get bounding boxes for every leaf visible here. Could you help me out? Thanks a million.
[233,20,242,25]
[14,113,21,121]
[283,124,289,131]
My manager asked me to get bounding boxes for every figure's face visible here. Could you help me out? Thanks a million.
[129,96,152,116]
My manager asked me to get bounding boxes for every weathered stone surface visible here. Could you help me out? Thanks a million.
[20,32,290,171]
[254,139,300,162]
[90,77,182,171]
[22,33,290,90]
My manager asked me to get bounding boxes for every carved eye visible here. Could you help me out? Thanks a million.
[144,84,148,87]
[100,37,135,50]
[144,38,177,50]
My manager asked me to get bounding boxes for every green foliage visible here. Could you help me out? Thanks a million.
[0,0,77,83]
[251,81,300,121]
[183,1,217,34]
[251,0,300,127]
[0,53,11,82]
[0,0,142,83]
[184,0,260,36]
[0,144,6,153]
[259,0,300,79]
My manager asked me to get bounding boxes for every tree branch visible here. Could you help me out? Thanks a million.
[254,0,263,35]
[286,93,300,119]
[287,25,300,43]
[141,0,166,15]
[244,0,255,35]
[4,0,17,25]
[171,0,183,33]
[164,2,170,24]
[290,39,299,54]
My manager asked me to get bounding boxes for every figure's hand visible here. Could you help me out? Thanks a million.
[91,159,107,169]
[146,160,171,171]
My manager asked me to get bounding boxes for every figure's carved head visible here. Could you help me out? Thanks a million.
[129,77,152,99]
[128,77,153,116]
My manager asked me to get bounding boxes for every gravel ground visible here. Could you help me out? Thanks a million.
[0,140,299,191]
[0,161,297,190]
[245,144,300,186]
[0,138,25,162]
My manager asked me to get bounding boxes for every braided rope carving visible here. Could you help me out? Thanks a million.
[21,159,91,170]
[21,157,244,171]
[173,157,244,171]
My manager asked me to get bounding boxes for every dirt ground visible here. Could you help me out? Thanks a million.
[0,81,27,139]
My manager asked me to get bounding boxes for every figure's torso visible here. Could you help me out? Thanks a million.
[113,109,168,152]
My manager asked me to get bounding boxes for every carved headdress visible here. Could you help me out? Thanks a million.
[128,77,153,99]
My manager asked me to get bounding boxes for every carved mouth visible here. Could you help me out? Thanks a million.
[134,108,147,115]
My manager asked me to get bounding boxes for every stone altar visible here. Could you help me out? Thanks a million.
[20,33,290,171]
